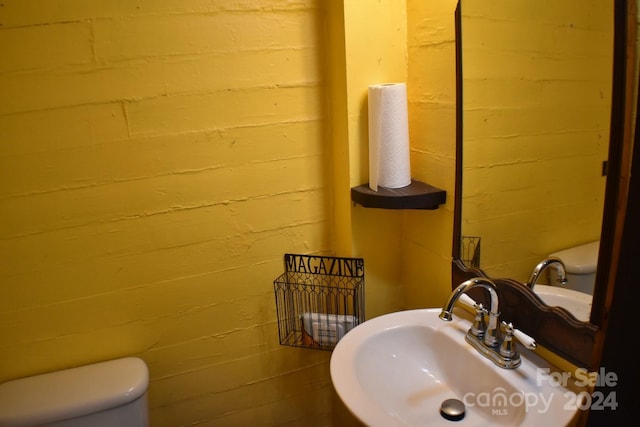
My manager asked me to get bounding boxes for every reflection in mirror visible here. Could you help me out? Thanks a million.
[460,0,613,316]
[451,0,638,369]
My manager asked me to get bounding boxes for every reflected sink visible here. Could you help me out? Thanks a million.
[330,308,584,427]
[534,285,592,322]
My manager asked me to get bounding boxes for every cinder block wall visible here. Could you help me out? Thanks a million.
[1,0,465,424]
[0,1,338,425]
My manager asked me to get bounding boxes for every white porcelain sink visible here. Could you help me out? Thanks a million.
[330,308,584,427]
[534,285,592,322]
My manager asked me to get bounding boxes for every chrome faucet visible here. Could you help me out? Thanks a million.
[527,257,568,289]
[439,277,525,369]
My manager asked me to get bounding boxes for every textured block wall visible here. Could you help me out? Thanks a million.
[0,1,339,425]
[0,0,463,424]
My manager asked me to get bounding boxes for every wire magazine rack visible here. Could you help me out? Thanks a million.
[273,254,365,351]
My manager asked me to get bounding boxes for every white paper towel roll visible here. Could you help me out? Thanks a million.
[368,83,412,191]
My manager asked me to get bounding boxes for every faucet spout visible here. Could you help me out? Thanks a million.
[527,257,568,289]
[440,277,526,368]
[439,277,499,321]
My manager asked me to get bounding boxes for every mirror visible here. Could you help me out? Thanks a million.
[459,0,613,321]
[452,0,637,368]
[460,0,611,291]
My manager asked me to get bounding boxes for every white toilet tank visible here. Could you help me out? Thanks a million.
[549,240,599,295]
[0,357,149,427]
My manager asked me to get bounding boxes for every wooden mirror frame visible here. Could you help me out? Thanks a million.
[452,0,636,369]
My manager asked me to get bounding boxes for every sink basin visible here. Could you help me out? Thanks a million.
[330,308,584,426]
[534,285,592,322]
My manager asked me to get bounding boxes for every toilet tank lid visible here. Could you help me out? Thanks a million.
[550,241,600,274]
[0,357,148,427]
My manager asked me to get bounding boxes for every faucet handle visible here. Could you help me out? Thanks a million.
[499,322,537,359]
[459,293,477,308]
[470,303,487,338]
[512,327,537,350]
[499,322,518,358]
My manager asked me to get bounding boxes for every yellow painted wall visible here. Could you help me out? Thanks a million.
[0,0,599,424]
[344,0,408,319]
[0,0,457,425]
[332,0,459,317]
[0,0,340,425]
[402,0,459,309]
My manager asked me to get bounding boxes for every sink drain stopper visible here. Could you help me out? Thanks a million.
[440,398,465,421]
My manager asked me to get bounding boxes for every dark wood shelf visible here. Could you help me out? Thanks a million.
[351,180,446,210]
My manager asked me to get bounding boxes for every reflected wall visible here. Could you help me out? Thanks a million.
[461,0,612,282]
